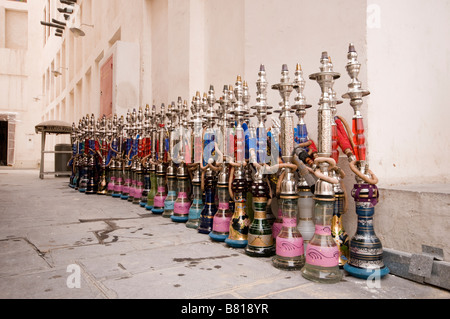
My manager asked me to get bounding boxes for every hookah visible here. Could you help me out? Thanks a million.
[224,76,251,249]
[152,104,168,214]
[198,86,220,235]
[163,101,179,218]
[96,115,109,195]
[270,65,305,270]
[108,115,123,197]
[73,119,85,191]
[341,43,389,279]
[132,108,145,205]
[78,116,89,193]
[291,63,317,253]
[209,85,233,241]
[140,105,152,207]
[119,110,133,200]
[69,122,79,189]
[186,94,205,228]
[171,98,192,223]
[86,114,99,195]
[327,86,351,267]
[127,109,138,203]
[300,51,343,283]
[245,65,276,257]
[145,105,158,211]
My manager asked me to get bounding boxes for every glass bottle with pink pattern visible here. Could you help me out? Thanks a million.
[301,199,343,283]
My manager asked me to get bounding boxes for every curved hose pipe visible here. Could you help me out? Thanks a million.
[314,157,337,168]
[228,165,235,201]
[349,160,379,185]
[337,115,356,150]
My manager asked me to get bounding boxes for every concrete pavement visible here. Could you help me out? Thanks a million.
[0,169,449,301]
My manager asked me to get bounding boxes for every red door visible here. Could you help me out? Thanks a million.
[100,55,113,118]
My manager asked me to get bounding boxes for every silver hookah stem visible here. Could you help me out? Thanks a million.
[309,51,341,196]
[342,43,371,182]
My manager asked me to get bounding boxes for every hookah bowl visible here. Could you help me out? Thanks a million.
[209,167,232,241]
[343,184,389,279]
[197,169,218,234]
[162,164,178,218]
[245,171,275,257]
[186,169,203,228]
[152,163,167,214]
[171,164,191,223]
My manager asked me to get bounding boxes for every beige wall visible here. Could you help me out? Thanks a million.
[367,0,450,186]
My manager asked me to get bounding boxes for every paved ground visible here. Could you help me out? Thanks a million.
[0,169,449,301]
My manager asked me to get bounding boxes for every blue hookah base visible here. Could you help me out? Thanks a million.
[145,205,154,211]
[171,215,188,223]
[344,263,390,280]
[112,193,121,198]
[209,232,228,242]
[151,207,164,214]
[225,238,248,248]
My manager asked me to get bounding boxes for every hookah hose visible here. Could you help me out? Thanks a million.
[336,116,378,186]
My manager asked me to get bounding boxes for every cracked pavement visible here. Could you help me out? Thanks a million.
[0,170,449,299]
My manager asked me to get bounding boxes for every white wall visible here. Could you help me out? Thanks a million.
[367,0,450,186]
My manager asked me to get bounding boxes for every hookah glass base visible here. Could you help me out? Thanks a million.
[301,264,343,284]
[245,245,275,258]
[272,255,305,270]
[186,219,200,229]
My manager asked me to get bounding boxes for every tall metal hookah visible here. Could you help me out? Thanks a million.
[291,63,317,253]
[96,115,109,195]
[85,114,99,195]
[111,114,125,198]
[198,86,220,234]
[244,64,276,257]
[341,43,389,280]
[145,105,158,211]
[78,115,90,193]
[126,108,139,202]
[73,119,84,190]
[209,85,233,241]
[152,104,168,214]
[171,98,192,223]
[140,105,152,208]
[270,65,305,270]
[327,84,351,267]
[163,101,180,218]
[301,51,343,283]
[224,76,251,249]
[120,110,133,200]
[186,93,206,228]
[131,108,145,205]
[69,122,78,189]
